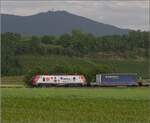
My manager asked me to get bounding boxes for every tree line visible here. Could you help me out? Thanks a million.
[2,30,149,57]
[1,30,149,77]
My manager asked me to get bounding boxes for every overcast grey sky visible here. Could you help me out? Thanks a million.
[1,1,149,31]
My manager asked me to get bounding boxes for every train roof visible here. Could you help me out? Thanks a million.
[35,74,85,76]
[96,73,138,75]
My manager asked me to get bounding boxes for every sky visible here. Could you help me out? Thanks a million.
[1,0,149,31]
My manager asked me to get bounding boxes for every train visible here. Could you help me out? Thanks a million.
[31,73,139,87]
[32,75,87,87]
[96,73,138,86]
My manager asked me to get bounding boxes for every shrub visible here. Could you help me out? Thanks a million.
[24,67,46,86]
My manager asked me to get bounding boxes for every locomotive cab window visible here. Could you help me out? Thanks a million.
[43,77,45,81]
[73,77,76,80]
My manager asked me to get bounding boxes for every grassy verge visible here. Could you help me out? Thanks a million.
[1,76,25,85]
[1,88,149,123]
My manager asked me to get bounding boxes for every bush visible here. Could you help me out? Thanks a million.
[24,67,46,86]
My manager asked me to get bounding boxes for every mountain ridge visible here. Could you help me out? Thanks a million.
[1,11,129,36]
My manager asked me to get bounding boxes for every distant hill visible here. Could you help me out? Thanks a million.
[1,11,129,36]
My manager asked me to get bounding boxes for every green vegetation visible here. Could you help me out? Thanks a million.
[93,58,148,79]
[1,54,148,85]
[1,30,149,80]
[1,30,149,123]
[1,76,24,85]
[2,88,149,123]
[21,55,148,80]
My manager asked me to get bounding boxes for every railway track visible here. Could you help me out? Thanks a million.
[1,84,149,88]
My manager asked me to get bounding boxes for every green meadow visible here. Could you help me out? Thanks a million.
[18,55,148,79]
[1,87,149,123]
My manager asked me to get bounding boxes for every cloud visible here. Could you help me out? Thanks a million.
[1,1,149,31]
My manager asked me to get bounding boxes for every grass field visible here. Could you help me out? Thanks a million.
[1,76,25,85]
[18,55,148,79]
[1,87,150,123]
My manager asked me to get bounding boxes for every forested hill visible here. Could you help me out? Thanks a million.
[1,30,149,77]
[2,11,129,36]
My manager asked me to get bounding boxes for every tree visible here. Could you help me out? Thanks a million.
[24,67,46,86]
[58,34,72,48]
[29,36,41,53]
[1,32,23,76]
[41,35,56,44]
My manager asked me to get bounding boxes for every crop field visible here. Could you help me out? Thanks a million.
[1,87,150,123]
[18,55,149,79]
